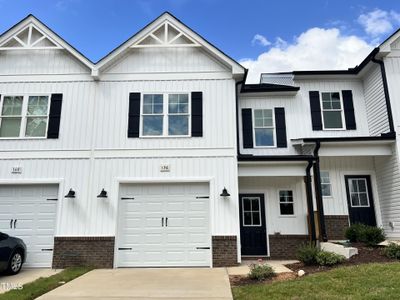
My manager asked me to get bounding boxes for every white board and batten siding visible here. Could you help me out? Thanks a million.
[239,177,308,235]
[239,79,371,156]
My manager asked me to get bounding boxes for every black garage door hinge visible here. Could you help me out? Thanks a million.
[46,198,58,201]
[41,248,53,251]
[196,247,210,250]
[121,197,135,200]
[118,247,133,250]
[196,196,209,199]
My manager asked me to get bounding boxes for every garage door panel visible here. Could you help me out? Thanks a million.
[0,184,58,268]
[118,182,210,267]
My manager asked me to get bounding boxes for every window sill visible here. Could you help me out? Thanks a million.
[139,135,192,139]
[0,137,47,140]
[278,215,297,218]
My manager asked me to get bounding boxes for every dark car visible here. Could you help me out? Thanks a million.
[0,232,26,275]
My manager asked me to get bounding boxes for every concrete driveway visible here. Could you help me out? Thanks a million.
[0,268,61,294]
[38,268,233,300]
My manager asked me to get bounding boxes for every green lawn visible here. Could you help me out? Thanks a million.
[232,263,400,300]
[0,267,92,300]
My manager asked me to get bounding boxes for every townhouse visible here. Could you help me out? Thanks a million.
[0,12,399,269]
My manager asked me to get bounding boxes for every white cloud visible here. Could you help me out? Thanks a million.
[358,9,394,37]
[241,27,373,83]
[252,34,271,46]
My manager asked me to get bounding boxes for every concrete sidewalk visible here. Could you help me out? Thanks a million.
[37,268,233,300]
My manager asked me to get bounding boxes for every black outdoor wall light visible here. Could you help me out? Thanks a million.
[64,188,76,198]
[220,187,230,198]
[97,188,108,198]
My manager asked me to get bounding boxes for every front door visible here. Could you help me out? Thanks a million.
[239,194,267,256]
[345,175,376,226]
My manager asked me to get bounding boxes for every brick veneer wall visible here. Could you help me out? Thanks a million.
[212,235,238,267]
[269,234,309,258]
[325,215,349,240]
[52,236,115,268]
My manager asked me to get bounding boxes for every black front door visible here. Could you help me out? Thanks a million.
[345,175,376,226]
[239,194,267,256]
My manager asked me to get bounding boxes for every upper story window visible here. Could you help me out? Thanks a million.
[320,171,332,197]
[141,93,190,137]
[321,92,344,129]
[253,109,275,147]
[0,95,49,138]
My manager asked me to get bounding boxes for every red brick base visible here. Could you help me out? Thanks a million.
[52,236,115,268]
[325,215,349,240]
[212,235,238,267]
[268,234,309,259]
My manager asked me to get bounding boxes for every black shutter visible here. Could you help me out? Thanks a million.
[309,91,322,130]
[342,90,356,130]
[242,108,253,148]
[275,107,287,148]
[47,93,63,139]
[191,92,203,137]
[128,93,141,138]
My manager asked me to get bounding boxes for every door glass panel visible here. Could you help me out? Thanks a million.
[242,197,262,226]
[243,212,252,226]
[349,178,370,207]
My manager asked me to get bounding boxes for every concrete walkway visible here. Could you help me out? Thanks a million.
[0,268,61,294]
[38,268,233,300]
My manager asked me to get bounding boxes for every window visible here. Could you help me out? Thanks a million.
[320,171,332,197]
[253,109,275,147]
[168,94,189,136]
[141,93,190,137]
[279,190,294,215]
[321,92,344,129]
[349,178,370,207]
[0,95,49,138]
[242,197,262,226]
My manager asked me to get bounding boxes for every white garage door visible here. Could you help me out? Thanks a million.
[117,182,210,267]
[0,185,58,267]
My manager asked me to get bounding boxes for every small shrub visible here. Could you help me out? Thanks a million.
[345,224,385,246]
[364,226,386,246]
[383,243,400,259]
[296,243,319,265]
[345,223,367,243]
[248,263,275,281]
[315,251,345,266]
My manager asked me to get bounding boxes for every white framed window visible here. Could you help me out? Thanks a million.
[321,92,345,130]
[320,171,332,197]
[253,109,275,147]
[279,190,294,215]
[242,197,262,226]
[0,94,50,138]
[349,178,370,207]
[141,93,190,137]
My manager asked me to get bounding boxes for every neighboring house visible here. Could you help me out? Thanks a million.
[0,12,399,269]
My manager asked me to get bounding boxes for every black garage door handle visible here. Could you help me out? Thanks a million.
[118,247,132,250]
[41,248,53,251]
[196,247,210,250]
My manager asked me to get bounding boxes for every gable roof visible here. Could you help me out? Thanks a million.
[94,12,245,77]
[0,14,94,70]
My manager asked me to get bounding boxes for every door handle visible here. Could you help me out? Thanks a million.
[14,219,17,229]
[10,219,13,229]
[165,217,168,227]
[161,217,164,227]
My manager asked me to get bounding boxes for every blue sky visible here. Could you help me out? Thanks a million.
[0,0,400,82]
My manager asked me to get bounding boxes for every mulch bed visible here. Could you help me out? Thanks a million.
[286,243,396,275]
[230,243,398,286]
[230,272,296,287]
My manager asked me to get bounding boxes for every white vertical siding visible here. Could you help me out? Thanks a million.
[239,177,308,235]
[239,79,370,155]
[374,145,400,238]
[320,157,378,217]
[0,50,90,75]
[362,65,390,135]
[104,48,229,74]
